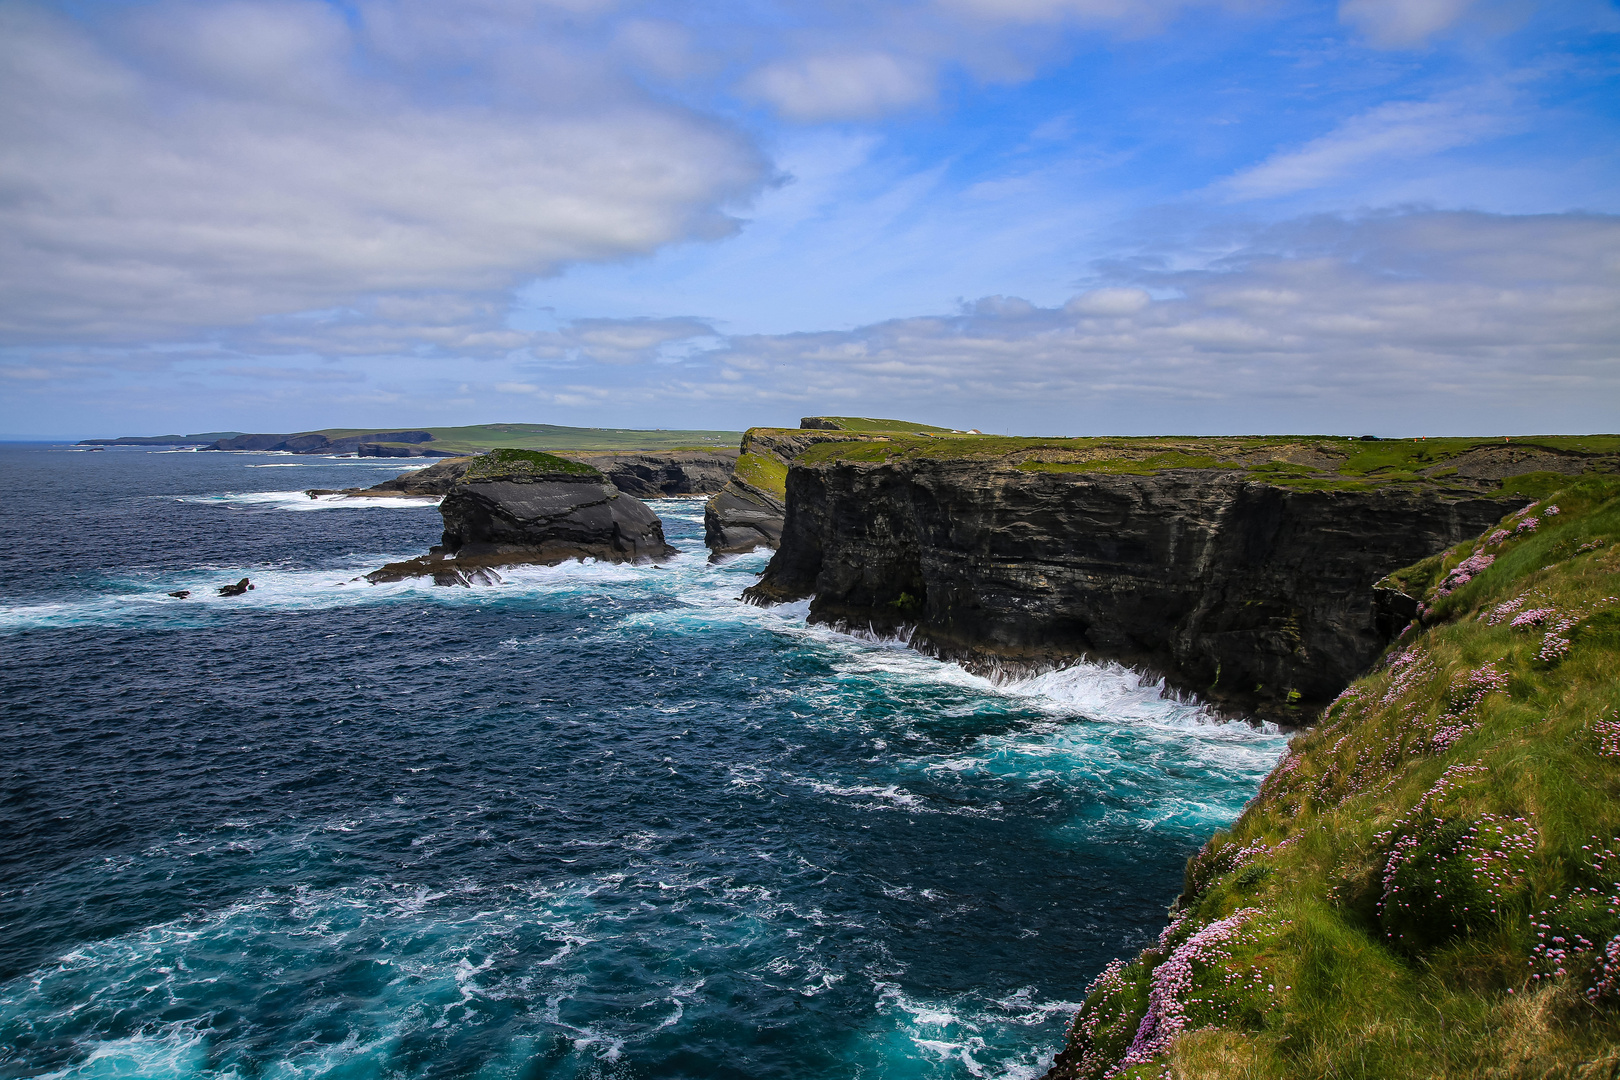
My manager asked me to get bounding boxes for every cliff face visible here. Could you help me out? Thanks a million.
[744,459,1522,718]
[702,427,892,557]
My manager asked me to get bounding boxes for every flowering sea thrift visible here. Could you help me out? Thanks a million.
[1517,517,1540,534]
[1436,552,1495,597]
[1511,608,1556,629]
[1531,840,1620,1000]
[1115,908,1264,1073]
[1597,712,1620,759]
[1483,596,1528,625]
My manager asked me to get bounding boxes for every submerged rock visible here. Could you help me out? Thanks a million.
[217,578,252,596]
[366,449,674,585]
[167,589,190,599]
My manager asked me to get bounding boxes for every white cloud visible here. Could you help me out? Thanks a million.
[1223,97,1511,200]
[0,2,767,343]
[742,53,933,121]
[1339,0,1478,48]
[1065,287,1151,315]
[530,317,720,365]
[937,0,1261,31]
[683,211,1620,433]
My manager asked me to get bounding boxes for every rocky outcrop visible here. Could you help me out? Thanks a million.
[559,449,738,498]
[703,427,891,558]
[366,449,673,585]
[742,458,1525,719]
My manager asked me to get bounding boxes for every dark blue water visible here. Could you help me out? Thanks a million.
[0,445,1284,1080]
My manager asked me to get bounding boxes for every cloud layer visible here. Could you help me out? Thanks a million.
[678,211,1620,433]
[0,2,765,342]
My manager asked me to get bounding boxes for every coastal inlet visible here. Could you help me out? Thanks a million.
[0,445,1285,1079]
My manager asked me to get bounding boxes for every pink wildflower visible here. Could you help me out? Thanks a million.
[1117,909,1263,1070]
[1516,517,1540,534]
[1511,608,1556,629]
[1538,634,1572,662]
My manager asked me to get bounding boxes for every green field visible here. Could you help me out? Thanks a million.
[784,431,1620,495]
[1051,475,1620,1078]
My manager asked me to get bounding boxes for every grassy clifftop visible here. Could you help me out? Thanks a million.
[794,434,1620,497]
[1049,475,1620,1079]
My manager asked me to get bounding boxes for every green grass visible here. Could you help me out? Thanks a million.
[733,451,790,498]
[463,447,602,480]
[789,432,1619,495]
[1051,476,1620,1079]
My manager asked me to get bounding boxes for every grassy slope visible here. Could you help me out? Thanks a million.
[795,434,1620,496]
[1053,475,1620,1079]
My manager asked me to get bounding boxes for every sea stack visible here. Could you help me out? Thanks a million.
[368,449,675,585]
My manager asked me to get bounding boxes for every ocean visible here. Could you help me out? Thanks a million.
[0,444,1286,1079]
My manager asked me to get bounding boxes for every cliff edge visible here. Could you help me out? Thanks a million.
[702,418,948,558]
[742,433,1619,719]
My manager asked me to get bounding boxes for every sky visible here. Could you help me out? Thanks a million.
[2,0,1617,438]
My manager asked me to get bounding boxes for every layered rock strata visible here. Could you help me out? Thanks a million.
[367,450,673,585]
[742,459,1525,719]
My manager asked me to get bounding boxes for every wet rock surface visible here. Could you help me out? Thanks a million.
[743,459,1526,719]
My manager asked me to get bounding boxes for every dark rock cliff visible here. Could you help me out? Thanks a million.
[367,450,673,585]
[743,459,1523,719]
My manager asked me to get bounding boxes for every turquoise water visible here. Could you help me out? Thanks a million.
[0,446,1287,1079]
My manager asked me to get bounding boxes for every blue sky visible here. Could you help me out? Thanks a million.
[2,0,1617,437]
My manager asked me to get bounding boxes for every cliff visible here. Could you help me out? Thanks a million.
[741,434,1619,719]
[1044,475,1620,1078]
[702,419,926,557]
[367,449,673,585]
